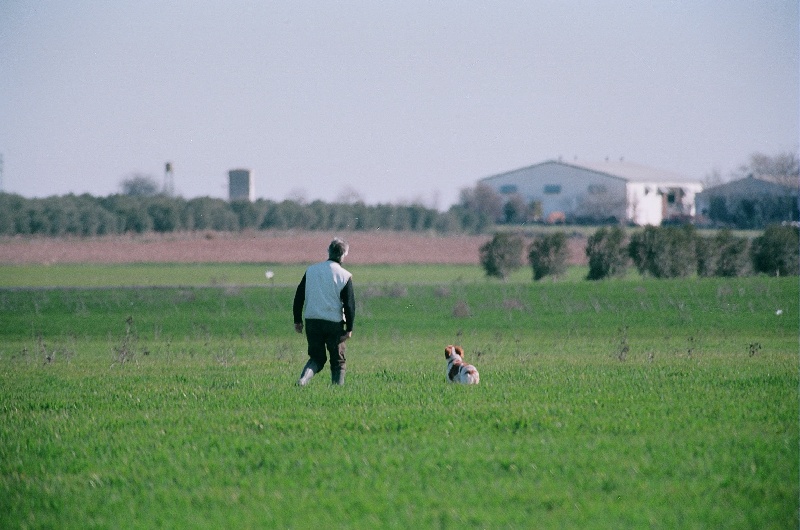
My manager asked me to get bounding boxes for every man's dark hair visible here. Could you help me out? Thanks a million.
[328,238,349,261]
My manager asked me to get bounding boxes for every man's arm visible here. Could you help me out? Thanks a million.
[340,277,355,333]
[293,274,306,332]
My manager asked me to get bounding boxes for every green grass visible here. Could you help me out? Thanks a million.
[0,263,533,288]
[0,270,797,528]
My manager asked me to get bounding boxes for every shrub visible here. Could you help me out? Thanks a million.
[750,224,800,276]
[696,229,750,277]
[479,232,524,279]
[528,231,569,281]
[585,226,629,280]
[629,225,697,278]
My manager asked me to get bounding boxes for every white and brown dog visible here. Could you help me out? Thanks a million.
[444,345,480,384]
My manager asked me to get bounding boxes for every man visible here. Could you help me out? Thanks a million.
[293,238,355,386]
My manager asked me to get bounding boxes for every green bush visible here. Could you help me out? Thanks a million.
[629,225,697,278]
[750,224,800,276]
[696,229,750,277]
[585,226,629,280]
[479,232,524,279]
[528,231,569,281]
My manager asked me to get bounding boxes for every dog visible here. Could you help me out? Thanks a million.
[444,345,480,384]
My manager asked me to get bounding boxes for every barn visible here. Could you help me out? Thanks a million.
[695,175,799,227]
[480,159,704,226]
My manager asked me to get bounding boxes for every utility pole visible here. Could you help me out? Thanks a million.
[0,153,4,193]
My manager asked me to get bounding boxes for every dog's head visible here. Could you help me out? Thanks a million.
[445,345,464,360]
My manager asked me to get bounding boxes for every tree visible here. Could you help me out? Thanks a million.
[120,174,159,197]
[750,224,799,276]
[586,226,628,280]
[479,232,524,279]
[448,205,492,234]
[459,183,503,224]
[528,200,543,222]
[703,168,725,188]
[230,200,262,229]
[101,195,152,233]
[76,195,117,236]
[503,194,528,224]
[336,186,365,205]
[696,229,750,277]
[629,225,697,278]
[528,232,569,281]
[147,197,183,232]
[735,152,799,188]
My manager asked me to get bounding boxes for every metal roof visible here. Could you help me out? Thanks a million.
[698,175,798,196]
[483,159,702,185]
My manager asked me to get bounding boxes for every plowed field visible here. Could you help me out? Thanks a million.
[0,231,588,265]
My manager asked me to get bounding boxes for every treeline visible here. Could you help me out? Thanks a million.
[480,224,800,281]
[0,193,494,237]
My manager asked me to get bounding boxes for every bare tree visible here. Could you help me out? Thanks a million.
[336,186,365,204]
[703,168,725,188]
[459,183,503,222]
[734,152,799,188]
[120,174,159,196]
[503,193,528,223]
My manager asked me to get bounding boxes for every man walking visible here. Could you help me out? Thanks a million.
[293,238,355,386]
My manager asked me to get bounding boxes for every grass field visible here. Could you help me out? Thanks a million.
[0,262,588,288]
[0,265,797,528]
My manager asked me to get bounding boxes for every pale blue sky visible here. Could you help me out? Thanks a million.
[1,1,797,208]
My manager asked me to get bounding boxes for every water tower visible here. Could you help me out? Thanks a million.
[163,162,174,196]
[228,169,254,202]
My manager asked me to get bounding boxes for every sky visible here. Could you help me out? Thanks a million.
[1,1,797,209]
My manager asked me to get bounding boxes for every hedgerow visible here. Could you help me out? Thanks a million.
[0,192,489,236]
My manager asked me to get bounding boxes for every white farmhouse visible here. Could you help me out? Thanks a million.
[480,159,704,226]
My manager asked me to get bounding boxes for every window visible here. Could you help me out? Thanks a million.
[588,184,607,194]
[499,184,518,194]
[544,184,561,194]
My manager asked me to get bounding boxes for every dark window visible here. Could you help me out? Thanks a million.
[588,184,607,194]
[499,184,518,194]
[544,184,561,194]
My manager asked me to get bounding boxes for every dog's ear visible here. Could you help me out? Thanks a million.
[445,345,453,358]
[455,346,464,358]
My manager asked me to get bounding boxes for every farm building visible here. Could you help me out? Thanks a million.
[480,159,704,226]
[695,175,799,228]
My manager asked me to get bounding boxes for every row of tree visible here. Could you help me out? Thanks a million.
[0,192,498,237]
[2,152,795,237]
[480,224,799,281]
[4,185,794,237]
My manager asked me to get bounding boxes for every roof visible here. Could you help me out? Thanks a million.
[698,175,798,196]
[482,159,701,185]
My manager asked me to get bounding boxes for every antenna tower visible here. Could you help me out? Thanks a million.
[163,161,174,196]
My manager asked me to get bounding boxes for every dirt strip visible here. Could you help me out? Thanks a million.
[0,231,588,265]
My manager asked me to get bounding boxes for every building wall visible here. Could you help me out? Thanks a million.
[481,161,628,222]
[627,181,703,225]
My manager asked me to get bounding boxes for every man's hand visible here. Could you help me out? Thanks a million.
[340,331,352,343]
[294,322,304,334]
